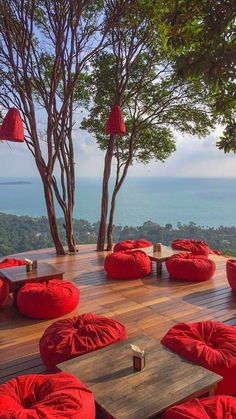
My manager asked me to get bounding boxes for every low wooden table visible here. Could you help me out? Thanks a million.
[59,335,222,419]
[141,245,189,276]
[0,262,64,303]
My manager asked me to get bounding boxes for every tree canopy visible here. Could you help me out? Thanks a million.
[81,6,216,249]
[162,0,236,153]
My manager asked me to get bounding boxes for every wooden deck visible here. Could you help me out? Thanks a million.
[0,244,236,384]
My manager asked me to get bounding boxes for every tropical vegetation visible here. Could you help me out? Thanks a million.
[163,0,236,152]
[0,213,235,258]
[82,3,216,251]
[0,0,235,255]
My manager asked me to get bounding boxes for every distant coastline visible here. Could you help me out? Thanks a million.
[0,212,236,258]
[0,177,236,227]
[0,181,31,185]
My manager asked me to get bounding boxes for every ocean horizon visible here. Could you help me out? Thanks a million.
[0,176,236,228]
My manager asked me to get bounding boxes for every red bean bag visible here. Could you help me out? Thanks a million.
[17,279,80,319]
[0,278,9,308]
[166,253,215,282]
[161,321,236,395]
[0,257,27,268]
[0,371,95,419]
[226,259,236,292]
[39,312,128,369]
[113,239,152,253]
[171,239,210,256]
[162,395,236,419]
[104,250,151,279]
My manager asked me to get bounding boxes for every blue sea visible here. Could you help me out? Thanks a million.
[0,177,236,228]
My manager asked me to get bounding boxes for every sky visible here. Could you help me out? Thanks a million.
[1,123,236,179]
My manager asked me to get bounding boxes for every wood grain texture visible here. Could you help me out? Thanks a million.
[0,246,235,399]
[59,335,221,418]
[0,262,63,287]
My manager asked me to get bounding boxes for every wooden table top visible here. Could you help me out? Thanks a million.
[141,245,189,262]
[59,335,222,419]
[0,262,64,285]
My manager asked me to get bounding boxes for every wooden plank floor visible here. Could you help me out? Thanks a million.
[0,245,235,383]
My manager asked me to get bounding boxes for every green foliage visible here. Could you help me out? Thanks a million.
[217,120,236,153]
[0,213,98,257]
[81,8,216,249]
[164,0,236,86]
[1,213,236,257]
[162,0,236,153]
[81,49,215,167]
[124,127,175,164]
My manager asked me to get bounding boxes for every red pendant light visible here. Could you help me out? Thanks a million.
[105,105,126,135]
[0,108,24,142]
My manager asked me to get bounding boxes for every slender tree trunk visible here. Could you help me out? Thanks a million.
[106,163,131,250]
[96,40,123,251]
[106,138,134,250]
[0,0,123,256]
[107,186,119,250]
[42,179,65,255]
[63,99,77,253]
[51,126,77,253]
[64,210,77,253]
[96,134,116,251]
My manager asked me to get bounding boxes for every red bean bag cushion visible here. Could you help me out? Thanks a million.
[226,259,236,292]
[172,239,210,256]
[39,312,128,369]
[0,371,95,418]
[0,258,27,268]
[162,395,236,419]
[113,239,152,252]
[17,279,80,319]
[0,278,9,308]
[166,253,215,282]
[161,321,236,395]
[104,249,151,279]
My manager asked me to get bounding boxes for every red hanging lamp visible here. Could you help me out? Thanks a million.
[0,108,24,142]
[105,105,126,135]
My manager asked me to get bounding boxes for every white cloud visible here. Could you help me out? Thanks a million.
[0,140,37,177]
[1,124,236,179]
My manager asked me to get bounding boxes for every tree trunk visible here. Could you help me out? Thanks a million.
[107,185,119,250]
[64,210,77,253]
[62,100,77,253]
[107,154,133,250]
[42,179,65,255]
[96,134,116,251]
